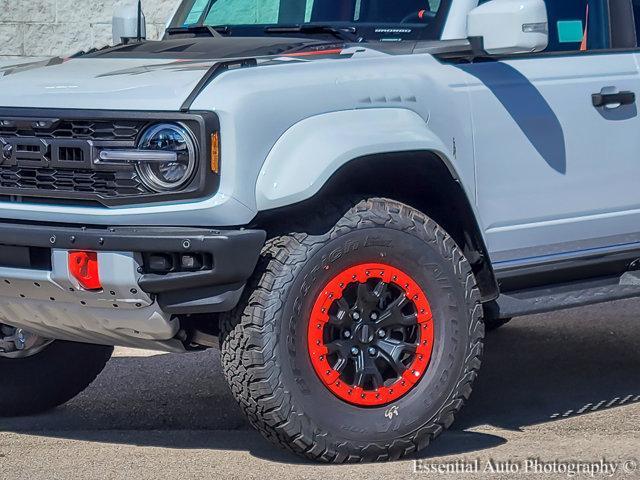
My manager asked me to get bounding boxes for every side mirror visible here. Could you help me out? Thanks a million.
[467,0,549,55]
[112,1,147,45]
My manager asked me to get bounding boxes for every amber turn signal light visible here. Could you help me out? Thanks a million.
[211,131,220,174]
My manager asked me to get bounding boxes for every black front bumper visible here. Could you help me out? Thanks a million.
[0,222,266,314]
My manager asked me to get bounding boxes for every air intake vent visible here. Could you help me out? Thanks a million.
[58,147,83,162]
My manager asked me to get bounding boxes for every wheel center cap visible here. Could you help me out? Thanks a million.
[355,323,375,344]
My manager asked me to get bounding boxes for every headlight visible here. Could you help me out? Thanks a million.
[136,123,197,192]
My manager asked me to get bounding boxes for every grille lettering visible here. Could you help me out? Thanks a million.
[0,137,92,169]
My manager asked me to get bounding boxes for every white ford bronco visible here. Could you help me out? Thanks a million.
[1,0,639,463]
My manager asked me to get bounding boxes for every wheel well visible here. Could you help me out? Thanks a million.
[254,151,498,302]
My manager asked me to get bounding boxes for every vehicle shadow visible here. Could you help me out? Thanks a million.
[1,298,639,464]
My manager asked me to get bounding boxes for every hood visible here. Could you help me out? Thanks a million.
[0,37,346,112]
[0,57,52,70]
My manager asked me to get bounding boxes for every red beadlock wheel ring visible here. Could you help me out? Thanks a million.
[308,263,434,407]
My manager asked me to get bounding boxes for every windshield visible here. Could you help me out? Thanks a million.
[171,0,451,41]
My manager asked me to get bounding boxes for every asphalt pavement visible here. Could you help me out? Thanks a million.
[1,299,639,479]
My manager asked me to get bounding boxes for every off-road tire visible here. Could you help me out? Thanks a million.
[220,198,484,463]
[0,341,113,417]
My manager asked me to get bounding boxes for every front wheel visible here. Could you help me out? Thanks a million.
[220,198,484,463]
[0,327,113,417]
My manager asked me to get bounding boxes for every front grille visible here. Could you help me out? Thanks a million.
[0,120,142,141]
[0,166,146,196]
[0,109,217,207]
[58,146,84,162]
[0,116,151,204]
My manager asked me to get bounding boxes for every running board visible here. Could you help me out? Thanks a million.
[491,271,640,319]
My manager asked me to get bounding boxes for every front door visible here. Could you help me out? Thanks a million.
[467,0,640,267]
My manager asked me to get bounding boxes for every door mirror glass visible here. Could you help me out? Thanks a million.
[467,0,549,55]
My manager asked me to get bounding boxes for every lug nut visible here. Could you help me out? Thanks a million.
[350,347,360,356]
[352,312,361,321]
[368,347,377,356]
[377,329,386,338]
[343,330,352,339]
[370,312,378,321]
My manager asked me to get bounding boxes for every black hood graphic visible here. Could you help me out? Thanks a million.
[84,36,345,61]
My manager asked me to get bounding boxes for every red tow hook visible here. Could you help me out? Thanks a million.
[68,251,102,291]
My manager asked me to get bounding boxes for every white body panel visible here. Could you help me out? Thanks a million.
[467,54,640,262]
[0,58,213,111]
[256,109,450,210]
[0,0,638,269]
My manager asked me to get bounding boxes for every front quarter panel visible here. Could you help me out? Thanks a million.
[256,108,452,210]
[0,51,477,229]
[191,52,477,218]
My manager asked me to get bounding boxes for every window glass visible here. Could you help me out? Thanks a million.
[203,0,281,24]
[546,0,590,51]
[633,0,640,45]
[173,0,450,41]
[179,0,444,26]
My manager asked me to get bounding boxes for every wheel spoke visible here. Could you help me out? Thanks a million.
[353,351,384,389]
[336,297,350,314]
[372,281,388,304]
[327,298,350,327]
[333,356,348,373]
[376,310,417,329]
[325,339,351,357]
[400,312,419,326]
[377,338,414,375]
[356,282,378,310]
[327,312,347,327]
[384,292,408,316]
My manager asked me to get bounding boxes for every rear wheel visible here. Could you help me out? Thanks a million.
[0,326,113,417]
[220,198,484,463]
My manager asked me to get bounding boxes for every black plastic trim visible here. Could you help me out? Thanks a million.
[0,108,220,207]
[0,221,266,312]
[494,244,640,293]
[158,281,246,315]
[180,59,257,111]
[488,273,640,319]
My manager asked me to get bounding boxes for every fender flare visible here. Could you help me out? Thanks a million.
[255,108,458,211]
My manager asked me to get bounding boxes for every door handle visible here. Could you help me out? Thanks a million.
[592,90,636,108]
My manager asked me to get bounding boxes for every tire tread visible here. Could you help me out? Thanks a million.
[220,198,484,463]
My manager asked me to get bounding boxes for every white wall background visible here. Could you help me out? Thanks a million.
[0,0,178,58]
